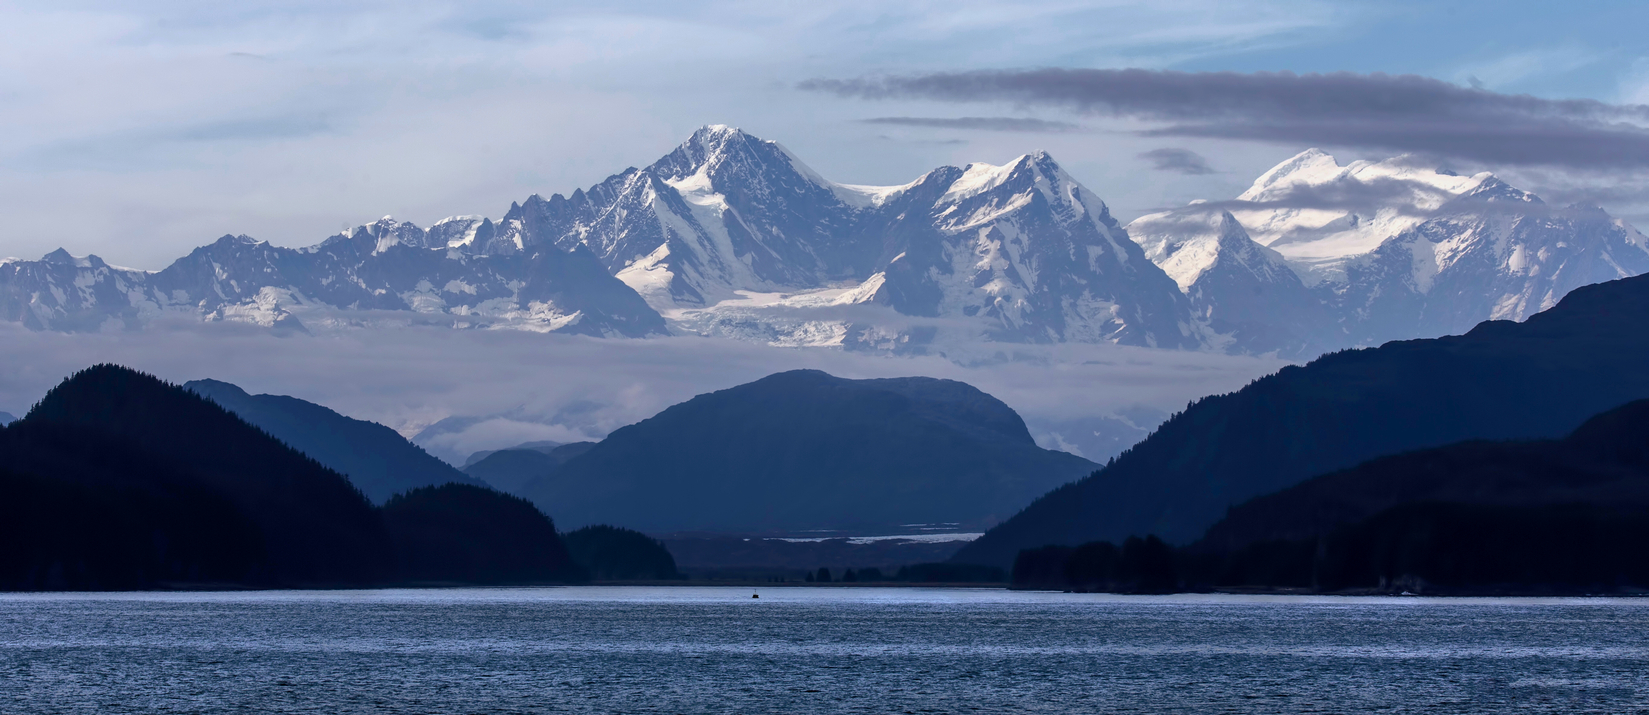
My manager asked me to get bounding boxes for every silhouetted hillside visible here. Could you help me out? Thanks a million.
[185,379,481,503]
[1017,502,1649,595]
[563,525,681,580]
[1013,399,1649,594]
[1011,537,1177,593]
[523,370,1097,533]
[0,365,588,590]
[19,365,392,586]
[958,273,1649,566]
[0,411,14,426]
[0,419,266,590]
[465,442,596,496]
[382,484,584,584]
[1199,398,1649,550]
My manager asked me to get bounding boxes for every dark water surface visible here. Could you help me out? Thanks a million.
[1,587,1646,714]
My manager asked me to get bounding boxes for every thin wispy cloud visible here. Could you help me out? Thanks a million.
[802,69,1649,170]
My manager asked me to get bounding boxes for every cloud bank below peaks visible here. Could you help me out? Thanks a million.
[0,322,1285,460]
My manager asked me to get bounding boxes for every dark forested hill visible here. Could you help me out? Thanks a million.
[957,272,1649,567]
[184,379,481,503]
[522,370,1096,533]
[0,365,584,590]
[7,365,391,587]
[1011,399,1649,594]
[382,483,583,584]
[0,418,269,590]
[1198,398,1649,551]
[563,525,681,580]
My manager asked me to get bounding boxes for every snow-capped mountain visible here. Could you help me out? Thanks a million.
[1130,209,1326,357]
[5,131,1645,359]
[0,224,667,337]
[1131,149,1649,354]
[472,125,1199,349]
[2,125,1200,351]
[858,152,1198,348]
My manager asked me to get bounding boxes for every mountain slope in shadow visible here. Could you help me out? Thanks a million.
[958,272,1649,566]
[1199,398,1649,551]
[465,442,596,497]
[185,379,482,503]
[523,370,1097,534]
[0,365,582,590]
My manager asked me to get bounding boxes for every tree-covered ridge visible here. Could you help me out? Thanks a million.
[960,271,1649,566]
[562,525,682,581]
[1013,398,1649,595]
[384,484,583,584]
[22,364,390,586]
[0,365,585,590]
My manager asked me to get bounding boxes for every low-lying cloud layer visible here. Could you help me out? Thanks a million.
[0,323,1286,462]
[804,69,1649,171]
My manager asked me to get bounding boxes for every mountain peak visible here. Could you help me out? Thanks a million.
[693,123,742,135]
[209,234,261,248]
[680,124,761,161]
[937,151,1070,206]
[1243,148,1341,198]
[654,124,772,180]
[184,378,253,403]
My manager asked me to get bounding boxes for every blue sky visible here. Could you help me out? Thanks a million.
[3,0,1648,267]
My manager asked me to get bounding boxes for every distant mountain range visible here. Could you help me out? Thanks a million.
[501,369,1097,534]
[465,442,595,496]
[463,440,567,469]
[6,128,1642,357]
[185,378,486,503]
[956,271,1649,567]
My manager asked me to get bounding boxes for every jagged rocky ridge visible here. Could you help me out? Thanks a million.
[3,131,1645,356]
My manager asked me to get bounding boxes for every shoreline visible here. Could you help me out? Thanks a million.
[5,581,1647,598]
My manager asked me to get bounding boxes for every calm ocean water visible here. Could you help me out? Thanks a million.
[1,586,1646,714]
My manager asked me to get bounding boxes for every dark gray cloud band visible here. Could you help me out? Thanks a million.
[802,70,1649,170]
[859,116,1084,133]
[1138,148,1214,175]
